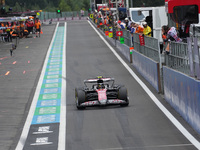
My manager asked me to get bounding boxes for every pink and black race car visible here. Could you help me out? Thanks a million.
[75,76,129,109]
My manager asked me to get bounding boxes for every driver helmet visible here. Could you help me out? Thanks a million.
[97,83,105,89]
[97,77,105,89]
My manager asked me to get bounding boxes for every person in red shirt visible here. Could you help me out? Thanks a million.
[27,19,34,34]
[29,19,34,33]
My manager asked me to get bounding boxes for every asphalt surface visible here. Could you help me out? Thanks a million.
[65,21,200,150]
[0,20,200,150]
[0,23,56,150]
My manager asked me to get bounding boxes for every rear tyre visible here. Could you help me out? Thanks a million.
[118,87,129,107]
[75,88,86,110]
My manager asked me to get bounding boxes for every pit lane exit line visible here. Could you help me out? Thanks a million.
[15,22,66,150]
[88,20,200,149]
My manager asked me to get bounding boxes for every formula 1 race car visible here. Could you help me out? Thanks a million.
[75,76,129,109]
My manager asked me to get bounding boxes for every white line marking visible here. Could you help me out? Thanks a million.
[15,23,59,150]
[58,22,66,150]
[88,20,200,149]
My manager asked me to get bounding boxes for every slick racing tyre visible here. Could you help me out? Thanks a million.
[118,87,129,107]
[75,88,86,110]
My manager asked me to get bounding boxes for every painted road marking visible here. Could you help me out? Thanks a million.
[88,20,200,149]
[15,22,66,150]
[30,137,53,145]
[5,71,10,75]
[33,126,53,134]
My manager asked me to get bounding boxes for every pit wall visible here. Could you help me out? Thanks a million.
[163,66,200,133]
[91,20,200,134]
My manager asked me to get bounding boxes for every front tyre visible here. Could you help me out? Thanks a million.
[75,88,86,110]
[118,87,129,107]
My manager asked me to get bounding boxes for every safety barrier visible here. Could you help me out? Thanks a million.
[38,11,89,22]
[163,66,200,134]
[91,19,161,92]
[132,50,161,92]
[165,41,190,75]
[133,33,160,62]
[89,18,200,135]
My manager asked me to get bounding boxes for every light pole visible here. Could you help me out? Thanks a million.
[116,0,118,20]
[126,0,129,10]
[126,0,129,17]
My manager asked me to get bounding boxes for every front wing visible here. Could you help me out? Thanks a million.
[80,99,128,107]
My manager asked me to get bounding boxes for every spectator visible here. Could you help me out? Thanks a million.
[162,25,182,54]
[161,25,168,54]
[163,26,182,42]
[161,25,168,43]
[124,18,129,29]
[135,23,144,34]
[142,22,152,37]
[129,22,136,46]
[116,20,126,29]
[129,22,135,35]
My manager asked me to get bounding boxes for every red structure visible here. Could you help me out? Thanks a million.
[109,0,124,8]
[165,0,200,24]
[166,0,200,13]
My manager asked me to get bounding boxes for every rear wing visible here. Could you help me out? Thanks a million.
[83,77,115,87]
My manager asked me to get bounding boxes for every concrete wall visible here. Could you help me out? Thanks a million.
[163,66,200,133]
[132,51,161,92]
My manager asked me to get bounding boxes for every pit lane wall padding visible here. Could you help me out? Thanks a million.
[103,30,161,93]
[90,20,161,93]
[132,50,161,92]
[163,66,200,134]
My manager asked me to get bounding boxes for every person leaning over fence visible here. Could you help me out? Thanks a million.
[129,22,136,46]
[129,22,135,34]
[162,25,182,54]
[124,18,130,30]
[135,23,144,35]
[142,22,152,37]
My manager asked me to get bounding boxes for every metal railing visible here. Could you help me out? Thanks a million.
[38,11,89,21]
[121,29,132,47]
[91,18,200,80]
[165,41,190,75]
[133,33,160,62]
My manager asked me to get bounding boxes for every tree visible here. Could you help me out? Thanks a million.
[12,2,21,12]
[58,0,71,11]
[5,0,91,12]
[83,0,90,10]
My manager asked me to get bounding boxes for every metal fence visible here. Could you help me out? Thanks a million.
[91,19,200,80]
[122,29,132,47]
[165,41,190,75]
[38,11,89,21]
[133,33,160,62]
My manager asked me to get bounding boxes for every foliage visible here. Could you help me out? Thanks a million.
[132,0,165,7]
[5,0,90,12]
[5,0,165,12]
